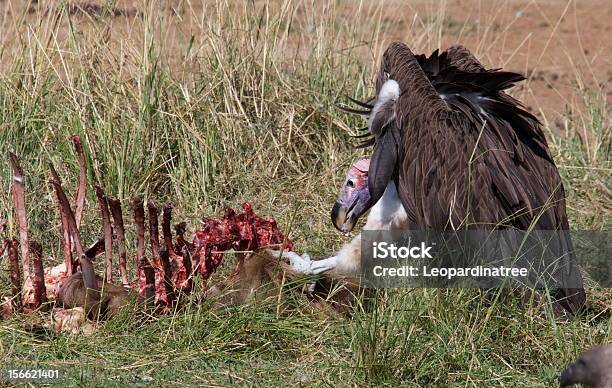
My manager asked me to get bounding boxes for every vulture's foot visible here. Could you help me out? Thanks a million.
[271,250,338,275]
[270,250,314,274]
[310,256,338,274]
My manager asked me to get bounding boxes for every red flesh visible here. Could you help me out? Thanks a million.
[192,202,293,280]
[163,205,191,294]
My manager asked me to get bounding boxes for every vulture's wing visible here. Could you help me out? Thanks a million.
[375,42,585,314]
[445,45,487,73]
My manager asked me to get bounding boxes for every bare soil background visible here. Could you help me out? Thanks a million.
[2,0,610,118]
[377,0,612,116]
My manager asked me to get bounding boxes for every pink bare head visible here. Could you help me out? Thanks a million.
[331,159,371,233]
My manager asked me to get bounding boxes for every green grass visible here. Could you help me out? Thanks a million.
[0,1,610,387]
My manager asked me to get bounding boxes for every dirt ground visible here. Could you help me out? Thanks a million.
[373,0,612,120]
[2,0,610,120]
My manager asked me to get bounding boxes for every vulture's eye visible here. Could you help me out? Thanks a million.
[347,179,355,188]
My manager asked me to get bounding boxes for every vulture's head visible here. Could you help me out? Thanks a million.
[333,77,402,233]
[331,159,371,233]
[559,345,612,388]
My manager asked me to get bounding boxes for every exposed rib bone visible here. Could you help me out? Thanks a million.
[71,135,87,228]
[6,239,22,311]
[147,201,169,305]
[161,204,174,253]
[174,222,193,293]
[108,197,129,286]
[9,153,31,282]
[49,163,99,292]
[95,186,113,283]
[159,206,175,303]
[163,205,190,294]
[29,241,48,310]
[132,197,155,301]
[59,205,75,275]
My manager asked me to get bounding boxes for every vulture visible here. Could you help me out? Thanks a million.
[560,345,612,388]
[331,42,585,316]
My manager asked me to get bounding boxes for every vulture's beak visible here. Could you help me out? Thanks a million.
[331,201,354,233]
[331,195,370,234]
